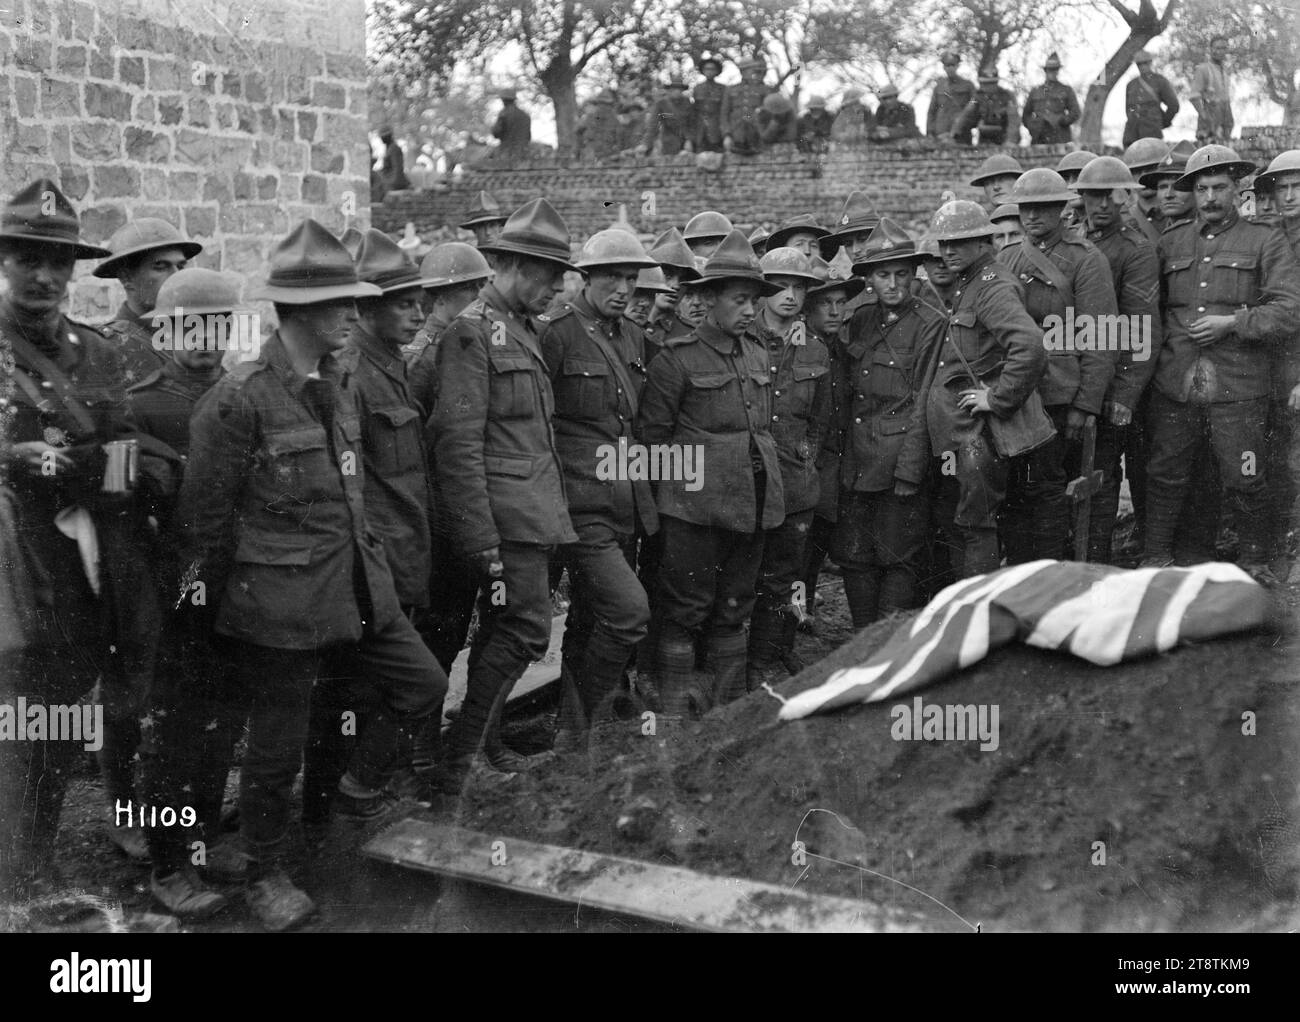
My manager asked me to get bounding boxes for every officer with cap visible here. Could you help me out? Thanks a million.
[1123,52,1180,148]
[694,54,727,153]
[1023,53,1080,145]
[637,230,784,718]
[723,56,769,155]
[177,220,446,928]
[1075,156,1162,563]
[427,199,578,785]
[914,200,1045,577]
[1141,146,1300,582]
[459,191,509,249]
[953,68,1019,145]
[832,220,946,626]
[746,246,830,692]
[998,167,1118,563]
[538,230,658,753]
[95,218,202,383]
[492,86,532,164]
[928,52,975,142]
[870,84,919,141]
[970,153,1024,208]
[643,75,695,156]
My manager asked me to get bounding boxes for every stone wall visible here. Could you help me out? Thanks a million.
[375,128,1300,244]
[0,0,370,320]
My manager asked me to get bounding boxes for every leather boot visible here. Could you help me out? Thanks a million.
[745,604,787,693]
[841,567,880,629]
[707,627,750,706]
[656,634,699,717]
[778,614,803,675]
[1142,478,1184,562]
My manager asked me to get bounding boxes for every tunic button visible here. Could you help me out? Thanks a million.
[1199,282,1207,287]
[745,401,752,408]
[41,380,54,389]
[1197,306,1206,312]
[863,369,868,374]
[774,389,781,396]
[772,415,778,422]
[1203,257,1211,263]
[854,417,862,424]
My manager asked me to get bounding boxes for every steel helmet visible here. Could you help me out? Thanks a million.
[633,265,675,294]
[1122,137,1171,174]
[418,242,491,289]
[989,203,1020,223]
[1253,149,1300,192]
[149,267,243,320]
[929,200,995,241]
[683,210,734,243]
[747,225,771,255]
[575,228,658,270]
[1056,150,1099,175]
[1174,144,1257,191]
[970,153,1024,187]
[1074,156,1139,192]
[759,245,821,285]
[94,217,203,279]
[1007,168,1076,204]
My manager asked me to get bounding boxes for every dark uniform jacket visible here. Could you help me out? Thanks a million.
[492,105,532,158]
[577,103,621,160]
[540,294,658,538]
[127,360,221,462]
[1154,209,1300,404]
[643,93,694,155]
[178,332,402,650]
[797,109,835,152]
[637,319,784,531]
[871,100,919,140]
[1123,73,1179,148]
[723,80,769,154]
[915,251,1046,451]
[954,86,1020,145]
[693,79,726,151]
[751,314,832,515]
[811,328,848,521]
[1254,213,1300,395]
[1022,80,1081,144]
[998,230,1119,414]
[101,301,167,387]
[831,104,874,143]
[430,283,576,555]
[928,75,975,137]
[402,312,452,421]
[338,325,432,608]
[842,298,946,491]
[1085,218,1162,410]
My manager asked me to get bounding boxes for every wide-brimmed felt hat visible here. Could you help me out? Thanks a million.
[356,228,444,293]
[647,227,701,279]
[806,255,865,300]
[851,218,925,274]
[1044,53,1062,70]
[697,54,724,73]
[253,218,382,304]
[767,213,830,250]
[338,226,365,260]
[479,197,578,271]
[148,267,245,320]
[93,218,202,278]
[694,230,782,296]
[0,179,110,259]
[460,191,508,230]
[820,190,881,257]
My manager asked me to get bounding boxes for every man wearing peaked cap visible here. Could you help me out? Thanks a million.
[1124,52,1179,148]
[833,219,946,627]
[537,229,659,755]
[1140,145,1300,584]
[1023,52,1080,145]
[426,198,579,785]
[954,67,1020,145]
[177,219,445,929]
[0,178,162,899]
[870,84,918,142]
[745,245,832,694]
[96,218,202,384]
[928,51,975,142]
[636,230,785,720]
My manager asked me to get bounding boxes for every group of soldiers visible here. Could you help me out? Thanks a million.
[3,126,1299,931]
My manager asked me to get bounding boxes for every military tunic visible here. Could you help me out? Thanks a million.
[101,301,167,387]
[928,75,975,139]
[1022,80,1081,144]
[953,86,1020,146]
[693,79,726,152]
[643,93,695,155]
[871,100,919,141]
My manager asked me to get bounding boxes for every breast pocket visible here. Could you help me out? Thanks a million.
[1163,255,1194,306]
[1208,253,1258,306]
[787,362,828,418]
[367,405,424,477]
[557,357,611,421]
[488,351,537,419]
[686,372,738,431]
[263,425,334,503]
[868,347,911,399]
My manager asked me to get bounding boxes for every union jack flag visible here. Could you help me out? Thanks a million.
[779,560,1273,721]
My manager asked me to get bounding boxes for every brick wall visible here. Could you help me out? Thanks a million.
[375,129,1300,243]
[0,0,370,320]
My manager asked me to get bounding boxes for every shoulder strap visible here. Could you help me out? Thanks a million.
[1014,241,1075,308]
[1,323,97,434]
[942,287,984,386]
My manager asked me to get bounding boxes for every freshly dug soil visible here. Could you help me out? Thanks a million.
[456,599,1300,932]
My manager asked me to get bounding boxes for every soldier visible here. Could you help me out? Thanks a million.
[1023,53,1080,145]
[683,210,733,260]
[427,199,577,786]
[636,230,784,717]
[1190,36,1233,144]
[577,89,620,161]
[378,126,410,192]
[1057,150,1099,188]
[928,52,975,143]
[405,242,492,420]
[625,264,675,332]
[133,268,243,917]
[643,75,695,156]
[757,91,797,145]
[617,95,647,153]
[870,85,919,141]
[797,95,835,154]
[767,213,830,259]
[831,88,874,144]
[538,230,658,753]
[990,204,1023,251]
[954,68,1019,146]
[748,225,772,256]
[1123,137,1174,244]
[914,201,1046,577]
[491,86,532,164]
[693,55,727,153]
[970,153,1024,208]
[459,191,509,249]
[833,220,946,626]
[176,221,446,928]
[723,57,769,156]
[917,236,958,309]
[94,219,202,384]
[1141,145,1300,581]
[821,191,883,315]
[798,257,864,633]
[1076,156,1162,563]
[746,247,830,691]
[1123,52,1179,148]
[646,227,702,346]
[998,168,1118,563]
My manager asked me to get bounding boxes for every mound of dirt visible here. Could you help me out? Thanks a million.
[453,609,1300,932]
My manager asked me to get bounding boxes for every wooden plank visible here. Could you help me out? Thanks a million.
[363,818,924,933]
[443,613,565,718]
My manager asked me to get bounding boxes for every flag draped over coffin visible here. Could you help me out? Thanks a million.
[778,560,1273,721]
